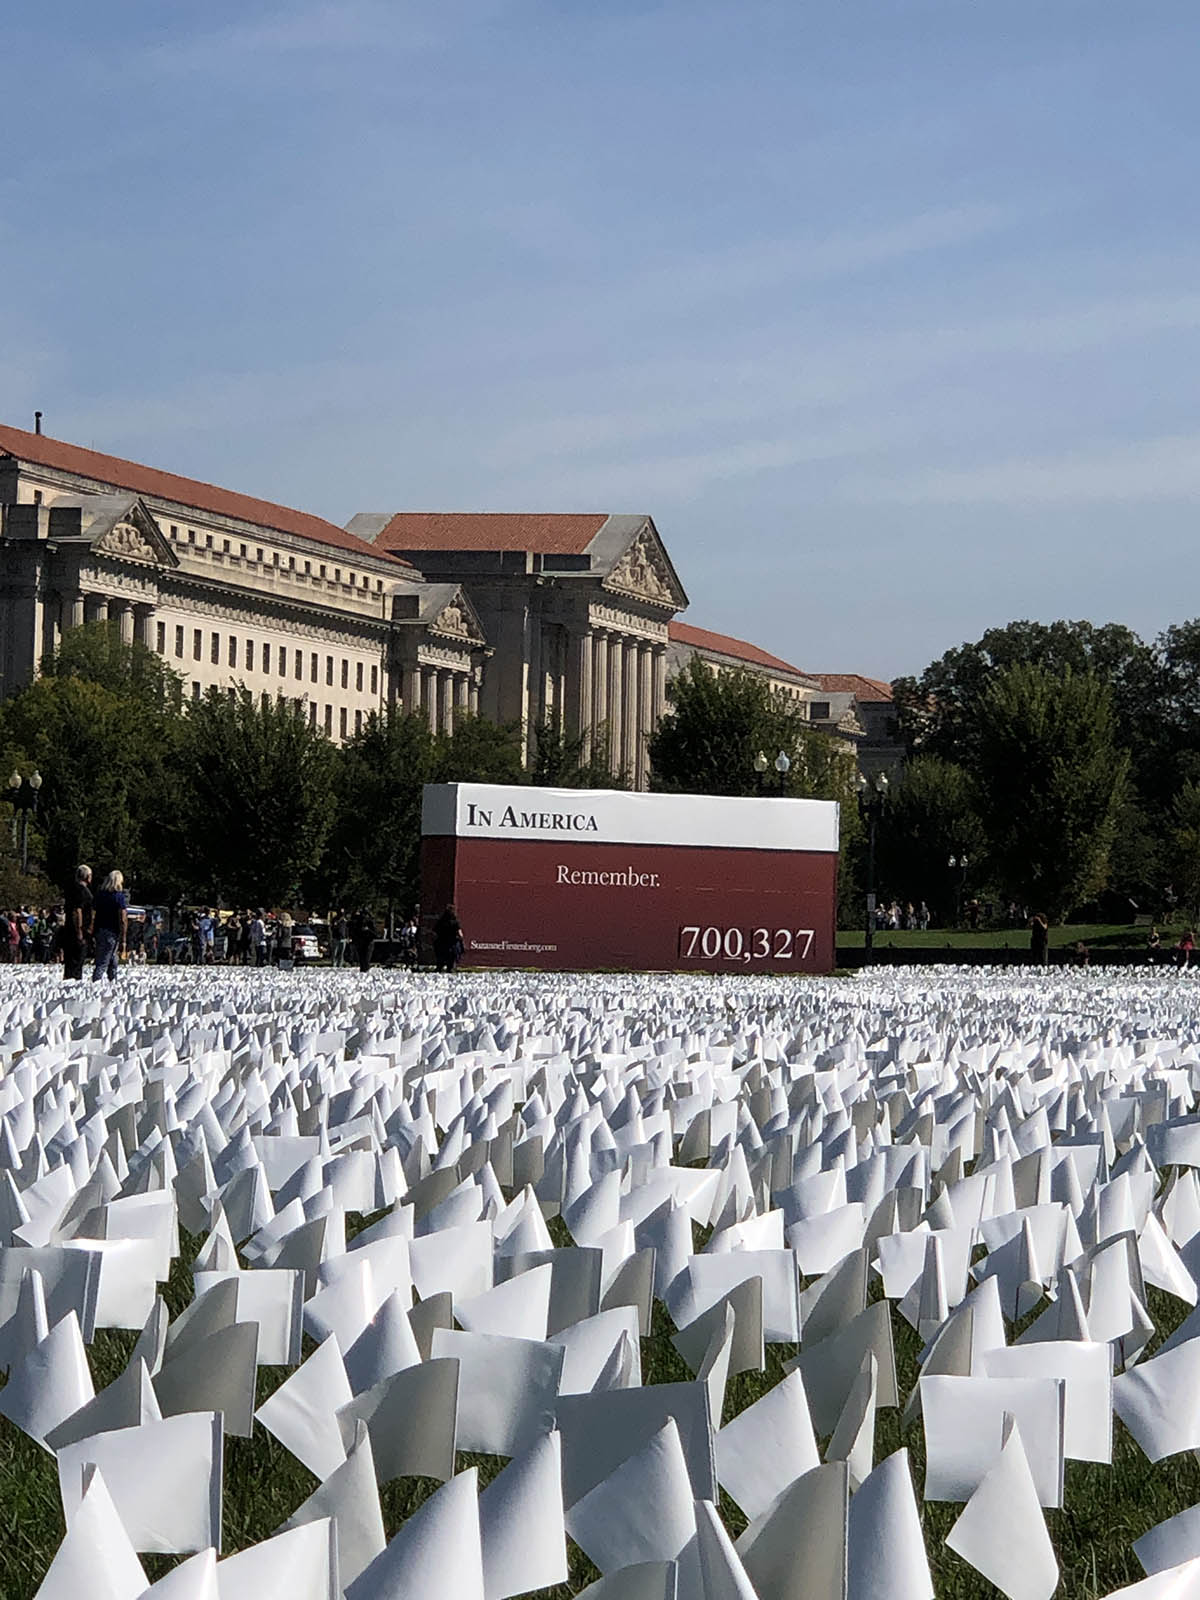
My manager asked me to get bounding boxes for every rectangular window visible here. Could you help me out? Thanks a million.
[325,655,333,686]
[263,642,271,674]
[279,646,287,678]
[289,556,295,570]
[192,681,201,700]
[156,621,166,653]
[810,700,831,720]
[324,704,333,734]
[294,649,303,680]
[210,632,219,665]
[304,561,311,575]
[370,663,378,695]
[355,709,363,735]
[246,639,255,672]
[355,661,364,692]
[240,543,247,559]
[310,652,318,682]
[320,564,327,579]
[188,530,195,544]
[308,702,317,726]
[273,553,280,567]
[175,625,184,658]
[334,569,341,584]
[261,691,270,710]
[222,539,230,553]
[192,629,202,661]
[339,707,348,739]
[170,524,178,537]
[228,636,238,668]
[341,659,349,689]
[256,547,264,563]
[227,687,236,701]
[205,534,213,549]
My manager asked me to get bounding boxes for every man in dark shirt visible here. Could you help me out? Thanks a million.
[63,865,93,981]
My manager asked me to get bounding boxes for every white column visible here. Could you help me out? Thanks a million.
[622,638,639,778]
[652,644,668,723]
[440,670,455,736]
[86,594,108,624]
[135,604,155,648]
[575,631,594,751]
[117,601,135,646]
[404,663,421,715]
[422,666,438,730]
[69,593,86,630]
[526,619,543,735]
[592,631,609,739]
[638,641,654,788]
[607,633,623,776]
[455,673,470,716]
[469,674,481,716]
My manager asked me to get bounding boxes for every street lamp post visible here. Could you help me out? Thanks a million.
[857,772,889,963]
[7,770,42,875]
[754,749,791,796]
[948,853,969,927]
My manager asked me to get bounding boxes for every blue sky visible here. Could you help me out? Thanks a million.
[3,1,1198,678]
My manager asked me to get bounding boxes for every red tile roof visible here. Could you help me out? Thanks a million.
[669,621,810,680]
[0,423,409,565]
[808,673,894,701]
[373,512,609,556]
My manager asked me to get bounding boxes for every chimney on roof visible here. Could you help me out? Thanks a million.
[33,412,41,436]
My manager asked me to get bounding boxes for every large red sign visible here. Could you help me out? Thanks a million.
[420,784,840,975]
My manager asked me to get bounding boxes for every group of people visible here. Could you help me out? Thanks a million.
[6,869,468,980]
[63,865,129,981]
[0,907,59,963]
[873,900,931,931]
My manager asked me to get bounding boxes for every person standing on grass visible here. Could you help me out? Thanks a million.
[1029,913,1050,966]
[250,910,267,967]
[62,865,93,981]
[92,870,127,981]
[332,910,349,967]
[433,904,463,972]
[350,908,375,973]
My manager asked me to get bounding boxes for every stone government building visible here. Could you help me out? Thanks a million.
[0,420,895,785]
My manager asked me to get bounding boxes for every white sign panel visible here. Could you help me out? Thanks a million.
[421,783,840,855]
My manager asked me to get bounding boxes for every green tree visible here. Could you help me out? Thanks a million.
[323,711,435,915]
[972,664,1128,919]
[166,688,337,906]
[649,657,848,799]
[0,625,181,895]
[1171,780,1200,920]
[529,719,628,789]
[874,756,985,925]
[894,619,1159,772]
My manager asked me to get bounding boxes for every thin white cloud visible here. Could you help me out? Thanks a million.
[143,0,500,76]
[845,433,1200,507]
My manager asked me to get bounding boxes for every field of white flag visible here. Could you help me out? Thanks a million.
[4,965,1200,1598]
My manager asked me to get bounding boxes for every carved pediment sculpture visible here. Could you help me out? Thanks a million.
[432,593,483,642]
[606,531,676,605]
[96,520,158,565]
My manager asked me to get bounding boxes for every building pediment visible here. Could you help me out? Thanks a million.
[50,493,179,568]
[430,586,486,645]
[599,522,687,611]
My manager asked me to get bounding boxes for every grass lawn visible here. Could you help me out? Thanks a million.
[838,922,1185,952]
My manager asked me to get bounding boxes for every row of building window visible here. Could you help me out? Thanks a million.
[159,624,377,694]
[188,683,366,738]
[165,524,383,591]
